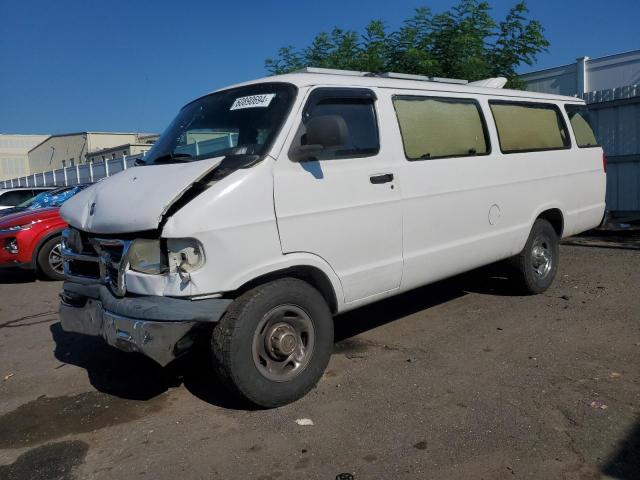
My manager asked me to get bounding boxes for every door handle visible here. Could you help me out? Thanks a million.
[370,173,394,184]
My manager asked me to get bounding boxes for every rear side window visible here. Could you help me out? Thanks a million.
[490,101,570,153]
[0,190,34,206]
[565,105,598,147]
[393,96,489,160]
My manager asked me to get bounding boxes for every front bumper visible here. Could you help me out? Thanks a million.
[59,282,232,366]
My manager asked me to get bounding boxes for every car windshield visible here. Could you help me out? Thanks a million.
[144,83,297,165]
[16,190,52,208]
[27,186,86,209]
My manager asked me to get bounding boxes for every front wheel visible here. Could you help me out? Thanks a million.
[37,235,65,281]
[511,218,559,294]
[211,278,334,408]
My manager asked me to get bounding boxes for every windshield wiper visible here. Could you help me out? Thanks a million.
[148,152,194,164]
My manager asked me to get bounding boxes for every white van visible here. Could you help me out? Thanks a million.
[59,69,606,407]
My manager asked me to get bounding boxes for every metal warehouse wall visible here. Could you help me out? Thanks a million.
[585,88,640,213]
[522,51,640,214]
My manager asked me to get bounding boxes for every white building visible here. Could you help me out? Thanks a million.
[0,134,50,181]
[521,50,640,214]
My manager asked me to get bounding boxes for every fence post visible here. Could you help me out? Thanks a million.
[123,155,127,170]
[105,159,110,177]
[52,170,56,186]
[63,167,68,186]
[89,161,94,183]
[33,173,37,186]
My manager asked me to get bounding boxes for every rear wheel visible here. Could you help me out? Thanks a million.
[211,278,333,408]
[37,235,65,281]
[512,218,559,294]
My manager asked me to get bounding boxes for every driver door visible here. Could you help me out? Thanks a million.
[274,87,403,304]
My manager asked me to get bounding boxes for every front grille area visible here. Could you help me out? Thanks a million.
[62,228,131,296]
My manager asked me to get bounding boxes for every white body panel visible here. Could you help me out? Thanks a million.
[60,72,606,315]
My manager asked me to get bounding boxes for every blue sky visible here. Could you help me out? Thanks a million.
[1,0,638,135]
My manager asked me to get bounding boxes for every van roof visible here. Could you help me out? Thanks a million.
[215,71,584,104]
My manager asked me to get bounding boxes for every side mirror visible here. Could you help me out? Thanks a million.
[291,115,349,161]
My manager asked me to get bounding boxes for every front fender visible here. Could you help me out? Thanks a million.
[225,251,345,310]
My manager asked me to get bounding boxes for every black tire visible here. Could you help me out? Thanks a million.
[512,218,559,294]
[211,278,333,408]
[36,235,65,281]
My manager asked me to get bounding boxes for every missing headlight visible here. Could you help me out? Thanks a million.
[167,238,204,276]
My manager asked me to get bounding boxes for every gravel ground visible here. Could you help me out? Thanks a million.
[0,243,638,480]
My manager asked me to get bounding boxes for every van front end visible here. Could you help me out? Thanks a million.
[59,228,232,366]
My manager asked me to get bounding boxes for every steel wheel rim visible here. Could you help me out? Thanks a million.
[252,304,315,382]
[531,235,552,279]
[48,243,64,274]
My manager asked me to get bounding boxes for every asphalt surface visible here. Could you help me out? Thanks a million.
[0,242,638,480]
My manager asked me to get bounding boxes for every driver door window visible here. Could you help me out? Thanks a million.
[290,89,380,161]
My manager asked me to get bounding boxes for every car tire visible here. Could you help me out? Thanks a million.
[512,218,559,294]
[211,278,334,408]
[37,235,65,281]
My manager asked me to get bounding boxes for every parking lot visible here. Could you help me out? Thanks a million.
[0,242,638,480]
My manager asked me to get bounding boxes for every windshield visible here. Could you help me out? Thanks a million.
[144,83,297,165]
[16,191,47,208]
[26,185,86,209]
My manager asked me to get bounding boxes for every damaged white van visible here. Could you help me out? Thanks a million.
[59,68,606,407]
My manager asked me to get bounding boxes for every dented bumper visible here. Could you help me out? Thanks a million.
[59,282,231,366]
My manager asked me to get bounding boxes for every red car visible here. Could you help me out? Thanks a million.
[0,207,67,280]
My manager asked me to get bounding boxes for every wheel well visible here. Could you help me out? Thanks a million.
[32,229,64,268]
[232,266,338,314]
[537,209,564,237]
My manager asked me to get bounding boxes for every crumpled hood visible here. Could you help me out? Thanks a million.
[60,157,223,234]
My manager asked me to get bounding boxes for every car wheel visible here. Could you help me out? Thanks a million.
[211,278,334,408]
[37,235,65,281]
[512,218,559,294]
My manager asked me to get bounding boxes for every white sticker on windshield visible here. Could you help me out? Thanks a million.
[230,93,276,111]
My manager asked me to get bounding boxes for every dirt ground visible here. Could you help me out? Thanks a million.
[0,242,638,480]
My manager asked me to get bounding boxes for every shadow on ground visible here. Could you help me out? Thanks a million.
[49,263,523,409]
[0,268,38,284]
[602,420,640,480]
[565,229,640,251]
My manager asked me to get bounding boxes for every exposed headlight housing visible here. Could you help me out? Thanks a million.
[167,238,205,276]
[128,239,164,275]
[127,238,204,278]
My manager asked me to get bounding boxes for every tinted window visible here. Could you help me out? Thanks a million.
[565,105,598,147]
[490,101,570,153]
[0,190,34,206]
[393,96,489,160]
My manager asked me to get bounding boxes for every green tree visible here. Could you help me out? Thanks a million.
[265,0,549,88]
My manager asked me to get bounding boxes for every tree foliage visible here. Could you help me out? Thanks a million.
[265,1,549,88]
